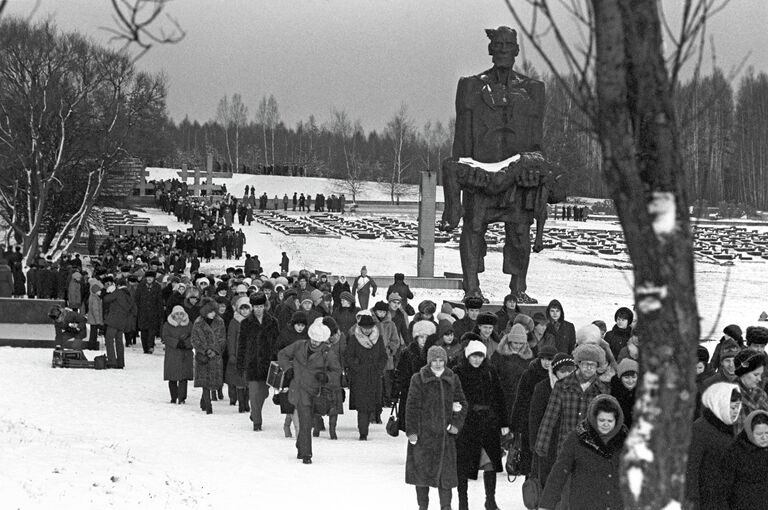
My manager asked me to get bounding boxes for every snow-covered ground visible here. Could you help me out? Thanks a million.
[5,199,767,508]
[145,167,446,203]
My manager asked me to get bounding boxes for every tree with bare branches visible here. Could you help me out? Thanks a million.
[502,0,731,507]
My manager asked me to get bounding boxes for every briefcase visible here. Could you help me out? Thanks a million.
[267,361,287,389]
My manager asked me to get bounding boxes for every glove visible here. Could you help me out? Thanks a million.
[407,434,418,444]
[314,372,329,385]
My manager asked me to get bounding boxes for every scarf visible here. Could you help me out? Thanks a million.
[354,325,380,349]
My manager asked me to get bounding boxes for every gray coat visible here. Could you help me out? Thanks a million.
[191,316,226,388]
[225,316,246,388]
[162,315,193,381]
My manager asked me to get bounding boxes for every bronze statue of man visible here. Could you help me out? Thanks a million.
[441,26,563,303]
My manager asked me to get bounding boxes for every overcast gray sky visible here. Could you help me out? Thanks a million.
[7,0,767,131]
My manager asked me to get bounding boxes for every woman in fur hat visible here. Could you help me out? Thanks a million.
[455,340,509,510]
[346,310,388,440]
[490,324,533,422]
[575,323,618,383]
[278,311,309,349]
[395,320,438,432]
[162,306,193,404]
[734,350,768,431]
[408,300,439,337]
[710,324,745,371]
[722,410,768,510]
[539,299,576,355]
[225,297,251,412]
[471,312,501,358]
[191,297,226,414]
[183,287,202,323]
[685,382,742,509]
[538,395,628,510]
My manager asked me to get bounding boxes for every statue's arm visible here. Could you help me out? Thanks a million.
[527,79,545,152]
[451,77,474,159]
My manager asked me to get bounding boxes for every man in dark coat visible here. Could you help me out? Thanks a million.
[453,296,483,343]
[102,278,137,369]
[0,258,14,297]
[405,346,468,510]
[346,312,388,439]
[237,293,280,431]
[135,271,163,354]
[539,299,576,355]
[386,273,413,313]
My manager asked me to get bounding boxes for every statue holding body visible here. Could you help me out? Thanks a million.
[441,26,564,303]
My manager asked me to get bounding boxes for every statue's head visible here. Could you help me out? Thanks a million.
[485,26,519,69]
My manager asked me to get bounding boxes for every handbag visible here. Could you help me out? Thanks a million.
[386,399,399,437]
[521,477,541,510]
[311,350,338,416]
[505,435,523,481]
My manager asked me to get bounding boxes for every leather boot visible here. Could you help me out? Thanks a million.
[484,471,499,510]
[329,415,338,440]
[203,389,213,414]
[458,478,469,510]
[237,388,247,413]
[211,388,218,401]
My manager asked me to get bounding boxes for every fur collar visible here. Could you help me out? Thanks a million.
[419,365,456,385]
[575,420,628,458]
[354,325,380,349]
[167,313,189,327]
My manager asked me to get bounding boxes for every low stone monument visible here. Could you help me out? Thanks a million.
[440,26,565,303]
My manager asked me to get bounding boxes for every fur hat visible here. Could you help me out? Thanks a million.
[513,314,534,333]
[308,317,331,343]
[573,343,606,365]
[476,312,497,327]
[551,353,576,373]
[576,324,603,345]
[465,340,487,358]
[235,284,248,294]
[746,326,768,346]
[437,319,454,338]
[617,358,639,378]
[720,338,741,360]
[198,297,218,317]
[340,291,355,305]
[538,345,558,360]
[373,301,389,312]
[507,324,527,343]
[615,307,634,323]
[427,345,448,364]
[697,345,711,365]
[734,350,767,377]
[394,272,405,281]
[412,320,437,338]
[144,270,156,278]
[249,292,267,306]
[418,300,437,315]
[723,324,744,343]
[464,296,484,310]
[290,311,308,327]
[356,310,376,328]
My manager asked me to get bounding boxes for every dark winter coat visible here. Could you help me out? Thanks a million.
[610,376,636,428]
[685,408,736,509]
[405,366,468,489]
[722,430,768,510]
[395,341,428,431]
[454,360,508,479]
[237,312,280,381]
[12,266,26,296]
[374,312,402,371]
[278,339,342,407]
[510,358,550,436]
[346,326,388,413]
[225,315,247,387]
[277,326,309,350]
[535,371,610,457]
[539,420,627,510]
[539,299,576,355]
[452,316,476,344]
[162,315,193,381]
[191,315,226,388]
[103,287,137,332]
[0,263,13,297]
[490,347,532,422]
[332,306,359,339]
[528,377,554,452]
[53,309,87,343]
[386,279,413,307]
[604,324,632,361]
[135,280,163,330]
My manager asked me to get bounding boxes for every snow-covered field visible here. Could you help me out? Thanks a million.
[5,197,767,508]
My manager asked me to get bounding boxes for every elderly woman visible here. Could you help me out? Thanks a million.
[226,297,251,413]
[406,346,468,510]
[490,324,533,421]
[722,410,768,510]
[734,349,768,431]
[162,306,193,404]
[346,310,388,440]
[191,297,226,414]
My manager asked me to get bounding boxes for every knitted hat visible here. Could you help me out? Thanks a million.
[308,317,331,343]
[615,307,634,323]
[746,326,768,346]
[697,345,710,365]
[373,301,389,312]
[418,300,437,315]
[551,353,576,373]
[508,324,527,343]
[249,292,267,306]
[441,303,453,315]
[235,284,248,294]
[300,292,313,305]
[290,311,308,327]
[388,292,402,302]
[538,345,558,360]
[617,358,639,378]
[734,350,767,377]
[476,312,497,327]
[513,314,534,333]
[427,345,448,364]
[437,319,454,338]
[573,343,606,365]
[340,291,355,305]
[576,324,603,345]
[412,320,437,338]
[357,310,376,328]
[723,324,743,343]
[720,338,741,360]
[310,288,324,306]
[465,340,487,358]
[464,296,484,310]
[198,297,217,317]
